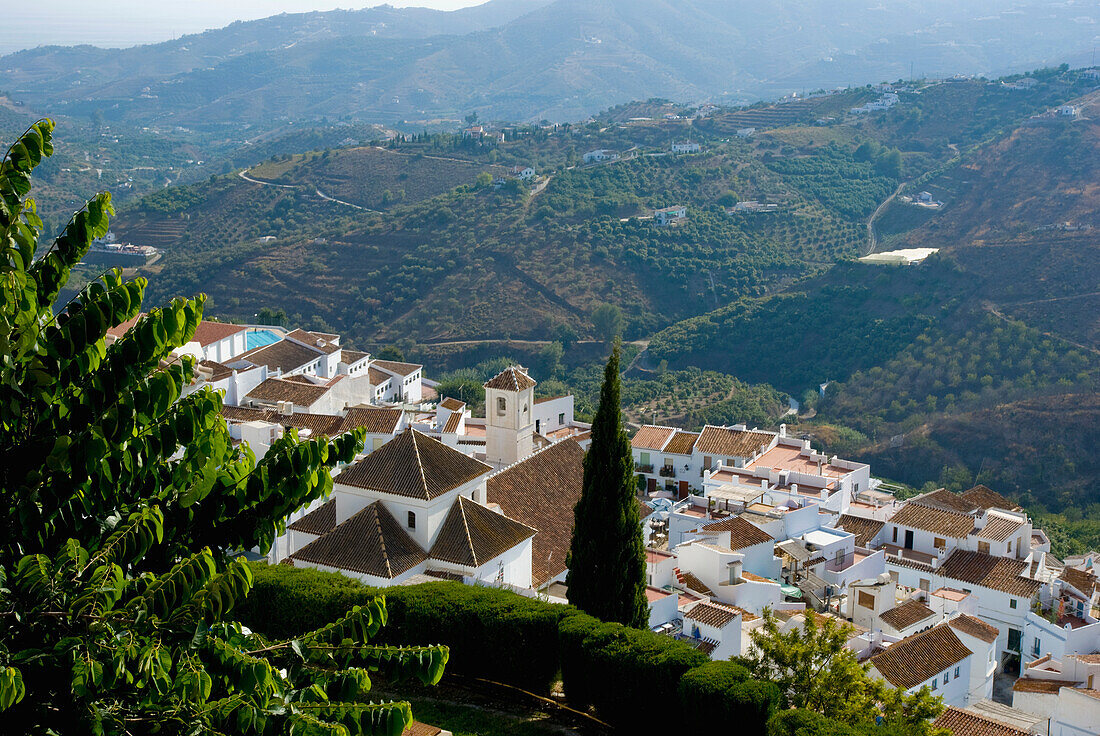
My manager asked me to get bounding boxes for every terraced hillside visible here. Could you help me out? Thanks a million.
[648,81,1100,509]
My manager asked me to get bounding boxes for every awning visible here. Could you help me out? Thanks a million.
[777,539,812,563]
[709,484,766,505]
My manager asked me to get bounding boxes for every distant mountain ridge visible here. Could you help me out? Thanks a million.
[3,0,1096,127]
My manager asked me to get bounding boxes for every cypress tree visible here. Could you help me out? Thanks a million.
[565,339,648,627]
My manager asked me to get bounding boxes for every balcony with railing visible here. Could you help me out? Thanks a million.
[659,465,676,478]
[635,464,654,474]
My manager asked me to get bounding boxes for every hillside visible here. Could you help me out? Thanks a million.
[3,0,1097,128]
[117,88,909,344]
[646,82,1100,509]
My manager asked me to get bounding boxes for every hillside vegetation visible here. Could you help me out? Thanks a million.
[98,68,1100,519]
[3,0,1097,128]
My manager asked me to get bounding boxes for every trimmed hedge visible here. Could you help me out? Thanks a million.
[559,611,709,729]
[238,564,566,693]
[238,563,776,732]
[678,661,783,731]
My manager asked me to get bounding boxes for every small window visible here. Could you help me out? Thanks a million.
[522,402,528,414]
[1007,541,1013,553]
[1009,599,1017,609]
[496,396,507,415]
[892,527,898,543]
[931,680,937,691]
[978,541,990,555]
[934,537,946,549]
[558,412,565,425]
[407,511,416,529]
[943,673,949,684]
[954,666,960,678]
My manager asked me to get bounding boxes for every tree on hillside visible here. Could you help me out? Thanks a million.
[747,611,945,735]
[591,302,624,343]
[0,121,447,735]
[565,340,647,627]
[376,345,405,362]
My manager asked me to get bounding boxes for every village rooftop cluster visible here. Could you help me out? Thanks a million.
[107,317,1100,736]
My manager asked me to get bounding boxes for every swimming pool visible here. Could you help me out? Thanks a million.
[246,329,282,350]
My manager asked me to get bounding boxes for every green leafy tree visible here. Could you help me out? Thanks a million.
[376,345,405,362]
[565,340,647,627]
[0,121,447,735]
[534,340,564,378]
[747,611,945,734]
[591,302,624,343]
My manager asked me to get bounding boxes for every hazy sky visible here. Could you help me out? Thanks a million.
[0,1,489,54]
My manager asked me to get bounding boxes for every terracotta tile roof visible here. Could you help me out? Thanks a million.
[287,500,337,535]
[1068,653,1100,663]
[938,550,1040,598]
[534,395,566,404]
[368,367,391,385]
[337,429,491,500]
[975,515,1026,542]
[340,407,403,435]
[638,499,655,519]
[402,722,442,736]
[428,496,536,567]
[631,425,675,451]
[870,624,972,689]
[290,501,427,579]
[947,614,1000,644]
[961,485,1021,512]
[684,601,742,628]
[372,359,422,378]
[1012,678,1076,694]
[439,397,466,411]
[283,374,320,384]
[483,365,535,391]
[286,328,341,354]
[879,599,937,631]
[695,425,774,458]
[486,439,584,586]
[106,313,142,339]
[245,377,330,407]
[836,514,885,547]
[1060,566,1099,596]
[934,707,1031,736]
[278,412,345,435]
[191,320,247,346]
[198,359,235,382]
[701,516,775,550]
[912,488,979,514]
[221,405,277,423]
[680,570,714,596]
[341,349,370,364]
[664,431,699,455]
[888,503,975,538]
[238,339,322,373]
[442,412,463,434]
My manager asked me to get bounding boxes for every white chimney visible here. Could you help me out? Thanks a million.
[779,423,787,438]
[280,401,294,416]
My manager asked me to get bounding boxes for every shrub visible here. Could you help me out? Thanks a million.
[238,564,568,693]
[559,610,708,729]
[679,661,782,730]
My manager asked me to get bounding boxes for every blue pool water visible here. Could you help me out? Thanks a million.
[246,329,282,350]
